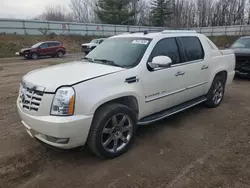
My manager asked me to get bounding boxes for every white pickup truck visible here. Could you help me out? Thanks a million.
[17,30,235,158]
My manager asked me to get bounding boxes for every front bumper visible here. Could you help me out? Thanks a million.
[17,101,93,149]
[16,52,30,57]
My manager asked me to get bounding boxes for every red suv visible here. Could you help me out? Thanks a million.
[16,41,66,60]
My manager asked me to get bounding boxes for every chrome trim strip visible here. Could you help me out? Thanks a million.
[146,88,186,103]
[21,79,45,92]
[138,98,207,125]
[171,59,203,67]
[145,82,208,103]
[187,82,208,89]
[148,59,204,71]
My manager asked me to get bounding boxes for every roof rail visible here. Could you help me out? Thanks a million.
[162,30,196,34]
[129,31,149,35]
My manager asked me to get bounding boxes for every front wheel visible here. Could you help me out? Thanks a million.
[31,53,38,60]
[205,76,225,108]
[88,103,137,159]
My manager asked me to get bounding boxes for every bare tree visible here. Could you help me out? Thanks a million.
[69,0,98,22]
[129,0,148,25]
[170,0,247,28]
[137,0,152,25]
[36,0,249,28]
[38,5,74,22]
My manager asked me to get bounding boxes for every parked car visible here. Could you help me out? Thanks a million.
[230,36,250,77]
[16,41,66,60]
[81,38,106,54]
[17,30,235,158]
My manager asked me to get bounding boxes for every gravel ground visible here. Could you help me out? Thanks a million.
[0,56,250,188]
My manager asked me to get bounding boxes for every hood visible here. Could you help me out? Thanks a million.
[231,48,250,55]
[23,61,124,93]
[81,43,97,47]
[20,48,32,52]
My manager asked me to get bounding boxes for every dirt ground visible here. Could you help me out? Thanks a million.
[0,56,250,188]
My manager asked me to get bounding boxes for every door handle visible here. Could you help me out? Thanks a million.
[201,65,209,70]
[175,71,185,76]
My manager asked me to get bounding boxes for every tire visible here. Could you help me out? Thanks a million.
[57,51,64,58]
[31,53,38,60]
[88,103,137,159]
[205,75,226,108]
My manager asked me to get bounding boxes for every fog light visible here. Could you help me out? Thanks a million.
[45,135,69,144]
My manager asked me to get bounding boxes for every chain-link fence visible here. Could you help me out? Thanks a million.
[2,18,250,36]
[0,18,164,36]
[189,25,250,36]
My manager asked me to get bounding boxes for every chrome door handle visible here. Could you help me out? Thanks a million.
[175,71,185,76]
[201,65,209,70]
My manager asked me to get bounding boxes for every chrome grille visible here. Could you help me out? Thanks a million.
[19,83,44,112]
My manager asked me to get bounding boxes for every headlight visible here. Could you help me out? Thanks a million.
[51,87,75,116]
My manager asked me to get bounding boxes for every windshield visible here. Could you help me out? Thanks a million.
[231,38,250,48]
[31,42,43,48]
[85,37,151,68]
[90,39,99,44]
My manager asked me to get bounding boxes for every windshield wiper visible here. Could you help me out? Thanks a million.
[82,57,94,62]
[94,59,123,68]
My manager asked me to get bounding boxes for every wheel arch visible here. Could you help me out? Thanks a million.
[56,49,65,53]
[93,95,139,119]
[214,70,228,83]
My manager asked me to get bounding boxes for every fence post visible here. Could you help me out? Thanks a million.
[239,25,242,36]
[114,25,116,35]
[102,25,104,36]
[211,27,214,37]
[22,20,27,35]
[86,24,88,36]
[225,26,227,36]
[67,23,70,35]
[47,21,50,33]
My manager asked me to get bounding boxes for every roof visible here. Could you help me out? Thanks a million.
[43,41,61,43]
[111,30,201,39]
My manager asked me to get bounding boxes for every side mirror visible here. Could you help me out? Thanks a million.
[225,44,230,48]
[149,56,172,69]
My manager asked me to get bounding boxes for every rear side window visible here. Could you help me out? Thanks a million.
[148,38,180,64]
[49,42,60,47]
[178,37,204,62]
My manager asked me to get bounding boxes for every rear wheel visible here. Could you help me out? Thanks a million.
[88,103,137,159]
[205,75,226,108]
[57,51,64,58]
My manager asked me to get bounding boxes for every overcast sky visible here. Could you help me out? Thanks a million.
[0,0,71,19]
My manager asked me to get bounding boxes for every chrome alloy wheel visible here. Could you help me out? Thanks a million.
[101,114,133,153]
[212,81,224,105]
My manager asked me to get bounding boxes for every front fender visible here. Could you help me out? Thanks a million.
[73,80,142,116]
[90,92,141,115]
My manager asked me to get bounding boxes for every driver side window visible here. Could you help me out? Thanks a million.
[148,38,181,64]
[39,43,48,49]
